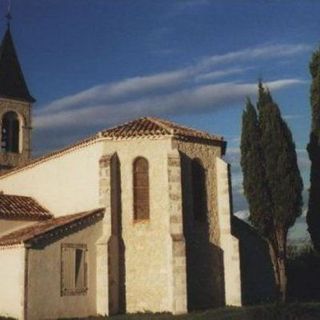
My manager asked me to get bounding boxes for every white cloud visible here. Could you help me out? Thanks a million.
[195,67,248,82]
[38,43,310,116]
[234,210,250,220]
[35,79,303,130]
[38,69,191,114]
[199,44,311,69]
[283,114,304,120]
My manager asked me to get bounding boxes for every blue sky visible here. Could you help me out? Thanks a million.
[3,0,320,240]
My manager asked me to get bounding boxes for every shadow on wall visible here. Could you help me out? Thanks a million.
[180,153,225,311]
[108,154,126,314]
[232,216,277,305]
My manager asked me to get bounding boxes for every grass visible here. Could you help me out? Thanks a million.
[2,303,320,320]
[53,303,320,320]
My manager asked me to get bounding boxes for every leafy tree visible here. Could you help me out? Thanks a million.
[307,48,320,252]
[240,82,303,302]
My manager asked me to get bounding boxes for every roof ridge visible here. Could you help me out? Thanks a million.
[31,208,103,235]
[99,117,142,135]
[0,208,105,247]
[146,117,174,135]
[145,116,223,140]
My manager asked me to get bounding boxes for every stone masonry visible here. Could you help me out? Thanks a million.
[168,150,187,314]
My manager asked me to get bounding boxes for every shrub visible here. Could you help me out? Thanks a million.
[287,243,320,301]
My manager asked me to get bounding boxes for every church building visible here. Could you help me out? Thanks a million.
[0,24,243,319]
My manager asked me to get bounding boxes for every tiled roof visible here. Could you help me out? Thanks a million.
[0,28,35,103]
[0,116,224,178]
[100,117,223,141]
[0,194,52,220]
[0,208,104,247]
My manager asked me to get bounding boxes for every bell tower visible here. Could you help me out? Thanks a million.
[0,22,35,173]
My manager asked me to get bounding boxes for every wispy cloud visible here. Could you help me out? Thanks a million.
[38,69,190,114]
[199,44,310,68]
[33,42,310,153]
[35,79,303,130]
[195,67,249,82]
[283,114,304,120]
[234,209,250,221]
[38,43,310,116]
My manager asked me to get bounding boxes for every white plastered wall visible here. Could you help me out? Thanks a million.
[0,246,25,319]
[27,221,103,320]
[0,220,35,236]
[216,157,242,306]
[0,141,104,216]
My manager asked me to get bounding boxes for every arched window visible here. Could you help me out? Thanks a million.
[1,111,20,153]
[133,157,150,220]
[191,158,207,221]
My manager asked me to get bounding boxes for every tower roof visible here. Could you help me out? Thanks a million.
[0,27,35,103]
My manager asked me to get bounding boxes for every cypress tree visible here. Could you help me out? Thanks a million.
[259,84,303,301]
[240,82,303,302]
[307,48,320,252]
[240,99,273,237]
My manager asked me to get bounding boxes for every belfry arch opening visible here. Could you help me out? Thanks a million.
[1,111,20,153]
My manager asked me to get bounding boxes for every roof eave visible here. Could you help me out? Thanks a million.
[0,93,36,103]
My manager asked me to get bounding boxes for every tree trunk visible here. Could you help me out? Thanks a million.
[267,230,287,302]
[275,228,287,303]
[277,253,287,302]
[267,240,280,289]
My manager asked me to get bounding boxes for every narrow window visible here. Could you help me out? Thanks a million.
[191,158,207,221]
[75,249,85,289]
[1,111,20,153]
[61,244,87,296]
[133,157,150,220]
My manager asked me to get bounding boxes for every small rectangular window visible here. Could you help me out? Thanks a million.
[61,244,87,296]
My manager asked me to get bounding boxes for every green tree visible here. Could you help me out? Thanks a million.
[240,82,303,302]
[240,99,273,236]
[307,48,320,252]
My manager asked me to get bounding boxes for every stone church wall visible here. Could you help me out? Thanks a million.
[172,139,241,309]
[173,139,225,310]
[0,135,241,316]
[98,138,176,314]
[216,158,241,306]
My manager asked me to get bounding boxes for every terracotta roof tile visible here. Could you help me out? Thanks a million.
[0,208,104,246]
[0,116,224,178]
[0,194,52,220]
[100,117,223,141]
